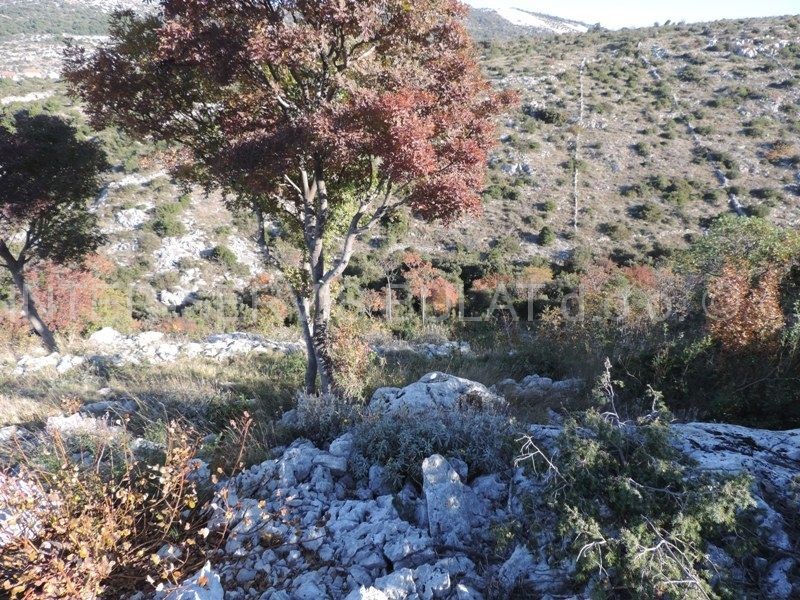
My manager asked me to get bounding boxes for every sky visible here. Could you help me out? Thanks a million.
[466,0,800,30]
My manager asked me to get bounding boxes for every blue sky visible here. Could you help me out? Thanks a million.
[466,0,800,29]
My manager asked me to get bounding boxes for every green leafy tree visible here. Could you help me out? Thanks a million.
[0,111,108,352]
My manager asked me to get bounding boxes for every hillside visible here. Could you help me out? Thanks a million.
[467,7,592,40]
[2,5,800,599]
[2,7,798,293]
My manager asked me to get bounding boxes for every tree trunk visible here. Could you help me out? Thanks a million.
[312,281,335,395]
[5,259,58,353]
[295,295,318,394]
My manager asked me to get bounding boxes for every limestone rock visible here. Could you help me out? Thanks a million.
[161,562,224,600]
[422,455,484,549]
[370,373,505,416]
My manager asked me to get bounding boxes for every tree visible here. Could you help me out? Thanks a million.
[0,111,107,352]
[65,0,515,393]
[403,252,458,322]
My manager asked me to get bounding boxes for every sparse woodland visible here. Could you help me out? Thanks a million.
[1,2,800,599]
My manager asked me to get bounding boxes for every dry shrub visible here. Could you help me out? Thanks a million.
[518,265,554,287]
[471,273,512,293]
[0,309,32,349]
[154,315,200,337]
[0,424,217,599]
[363,289,390,315]
[24,258,135,337]
[330,315,375,398]
[764,139,795,163]
[28,262,102,337]
[707,263,785,353]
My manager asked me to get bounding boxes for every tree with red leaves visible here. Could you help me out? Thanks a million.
[0,111,107,352]
[65,0,515,393]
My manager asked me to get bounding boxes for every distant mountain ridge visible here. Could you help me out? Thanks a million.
[468,6,592,41]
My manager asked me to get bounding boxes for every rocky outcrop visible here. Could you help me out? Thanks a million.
[3,372,799,598]
[495,374,583,403]
[671,423,800,500]
[10,329,304,376]
[369,372,506,416]
[8,332,476,377]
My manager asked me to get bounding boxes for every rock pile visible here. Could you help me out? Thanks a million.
[2,372,799,599]
[8,331,475,377]
[160,374,800,600]
[494,374,583,403]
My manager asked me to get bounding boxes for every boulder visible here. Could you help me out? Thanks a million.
[670,423,800,505]
[369,373,505,416]
[422,455,485,549]
[89,327,124,346]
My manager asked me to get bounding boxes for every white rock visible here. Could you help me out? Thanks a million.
[313,453,348,475]
[497,545,535,589]
[115,207,149,229]
[671,423,800,502]
[373,569,416,599]
[345,587,389,600]
[161,562,224,600]
[422,455,484,549]
[45,413,122,440]
[765,558,795,600]
[89,327,124,346]
[330,433,355,458]
[369,373,505,416]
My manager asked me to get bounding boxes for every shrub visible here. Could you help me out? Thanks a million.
[518,370,757,598]
[283,392,364,446]
[149,200,189,238]
[330,315,376,399]
[403,253,459,317]
[207,244,240,271]
[632,141,651,157]
[27,261,122,338]
[598,222,632,242]
[707,264,785,353]
[540,199,557,214]
[765,140,795,164]
[0,425,215,598]
[352,408,519,488]
[539,226,556,246]
[529,107,567,126]
[633,201,664,222]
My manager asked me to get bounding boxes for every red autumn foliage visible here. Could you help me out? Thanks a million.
[403,253,458,315]
[27,263,106,336]
[65,0,516,391]
[65,0,516,226]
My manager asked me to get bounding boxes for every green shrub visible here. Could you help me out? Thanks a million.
[207,245,239,270]
[632,141,650,157]
[149,201,188,238]
[352,408,519,488]
[539,199,557,214]
[519,370,758,599]
[633,201,664,223]
[539,226,556,246]
[598,222,632,242]
[529,107,567,126]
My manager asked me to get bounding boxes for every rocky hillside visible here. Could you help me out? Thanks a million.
[467,7,591,41]
[2,372,798,598]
